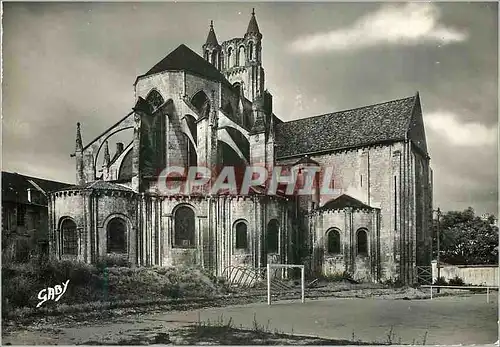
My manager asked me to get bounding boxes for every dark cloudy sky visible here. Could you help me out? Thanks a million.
[2,2,498,215]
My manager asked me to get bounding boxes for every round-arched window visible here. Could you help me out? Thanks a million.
[235,221,248,249]
[61,218,77,256]
[107,218,127,254]
[174,206,195,248]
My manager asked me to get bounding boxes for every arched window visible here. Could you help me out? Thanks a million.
[357,229,368,255]
[61,219,77,256]
[146,89,165,110]
[238,46,245,66]
[190,90,210,118]
[107,218,127,253]
[227,47,233,68]
[174,206,195,248]
[267,219,279,253]
[235,221,248,249]
[326,229,341,254]
[233,82,241,99]
[248,42,253,60]
[204,50,209,61]
[221,51,225,70]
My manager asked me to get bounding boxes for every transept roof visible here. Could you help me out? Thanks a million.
[275,94,421,158]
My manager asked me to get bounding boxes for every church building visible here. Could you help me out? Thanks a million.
[48,10,433,284]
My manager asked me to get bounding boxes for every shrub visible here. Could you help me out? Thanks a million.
[3,260,225,312]
[96,255,132,269]
[433,277,448,286]
[448,276,465,286]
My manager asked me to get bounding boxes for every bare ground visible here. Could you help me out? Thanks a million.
[2,286,497,345]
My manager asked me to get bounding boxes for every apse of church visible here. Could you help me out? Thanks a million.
[48,10,432,284]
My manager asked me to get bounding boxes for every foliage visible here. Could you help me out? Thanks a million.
[448,276,465,286]
[2,260,225,314]
[433,207,498,265]
[433,277,447,286]
[95,255,132,269]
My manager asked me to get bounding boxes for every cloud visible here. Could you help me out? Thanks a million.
[289,3,468,53]
[425,111,498,147]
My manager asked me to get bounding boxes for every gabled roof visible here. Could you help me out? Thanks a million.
[319,194,374,211]
[137,44,231,86]
[275,95,420,158]
[2,171,72,204]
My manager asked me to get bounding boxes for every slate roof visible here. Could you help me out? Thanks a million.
[275,95,418,158]
[2,171,72,204]
[319,194,374,211]
[58,180,134,193]
[137,44,231,86]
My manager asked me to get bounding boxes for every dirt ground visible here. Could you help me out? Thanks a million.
[2,291,497,345]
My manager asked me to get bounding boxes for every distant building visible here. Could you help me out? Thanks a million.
[48,11,433,284]
[2,171,71,262]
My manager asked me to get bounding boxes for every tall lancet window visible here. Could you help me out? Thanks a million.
[211,51,218,68]
[227,47,233,68]
[248,42,253,61]
[238,46,245,66]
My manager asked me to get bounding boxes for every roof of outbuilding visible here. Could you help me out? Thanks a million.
[275,95,419,158]
[137,44,231,86]
[2,171,72,204]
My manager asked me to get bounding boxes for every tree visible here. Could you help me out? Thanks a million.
[433,207,498,265]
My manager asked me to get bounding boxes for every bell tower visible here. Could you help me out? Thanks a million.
[219,9,265,102]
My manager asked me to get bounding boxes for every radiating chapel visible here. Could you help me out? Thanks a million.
[48,11,433,284]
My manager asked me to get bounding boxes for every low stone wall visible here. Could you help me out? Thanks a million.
[432,261,499,286]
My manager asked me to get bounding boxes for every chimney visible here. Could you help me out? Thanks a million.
[115,143,124,157]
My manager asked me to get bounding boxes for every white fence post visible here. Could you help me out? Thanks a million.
[301,266,305,304]
[267,264,271,305]
[487,287,490,303]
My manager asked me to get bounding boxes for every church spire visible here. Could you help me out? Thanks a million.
[205,20,219,46]
[246,8,260,35]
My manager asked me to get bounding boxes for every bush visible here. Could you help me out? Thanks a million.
[433,277,448,286]
[448,276,465,286]
[96,255,132,269]
[2,260,225,313]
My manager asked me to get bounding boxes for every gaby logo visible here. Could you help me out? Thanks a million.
[36,280,70,308]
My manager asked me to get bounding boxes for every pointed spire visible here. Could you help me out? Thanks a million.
[205,20,219,46]
[246,8,260,35]
[75,122,83,152]
[102,141,110,166]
